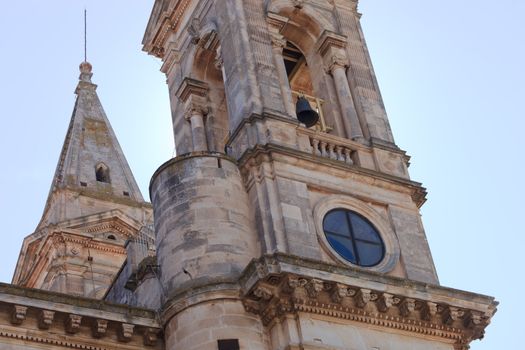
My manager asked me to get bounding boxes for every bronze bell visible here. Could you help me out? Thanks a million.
[295,96,319,128]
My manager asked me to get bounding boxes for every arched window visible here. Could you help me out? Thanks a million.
[95,163,110,183]
[283,41,328,131]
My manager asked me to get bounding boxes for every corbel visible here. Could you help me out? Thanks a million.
[38,310,55,330]
[65,314,82,334]
[11,305,27,325]
[92,319,108,338]
[119,323,135,342]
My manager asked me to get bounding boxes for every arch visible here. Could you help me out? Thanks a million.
[187,24,230,153]
[95,163,110,183]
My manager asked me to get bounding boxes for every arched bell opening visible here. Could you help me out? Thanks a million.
[269,7,348,137]
[282,41,328,131]
[189,33,230,154]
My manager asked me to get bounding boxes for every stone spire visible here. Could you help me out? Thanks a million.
[38,62,145,229]
[11,62,153,297]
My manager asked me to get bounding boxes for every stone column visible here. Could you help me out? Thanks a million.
[176,78,209,152]
[318,32,364,141]
[267,13,295,118]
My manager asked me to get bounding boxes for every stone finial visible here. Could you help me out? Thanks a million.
[66,314,82,334]
[38,310,55,330]
[79,61,93,83]
[11,305,27,325]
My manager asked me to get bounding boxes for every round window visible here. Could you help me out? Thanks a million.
[322,209,385,267]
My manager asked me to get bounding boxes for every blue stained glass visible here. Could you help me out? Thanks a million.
[326,234,356,264]
[323,209,385,267]
[349,212,382,243]
[323,209,351,237]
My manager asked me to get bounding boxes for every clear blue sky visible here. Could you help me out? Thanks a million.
[0,1,522,349]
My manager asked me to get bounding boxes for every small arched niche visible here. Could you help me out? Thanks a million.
[95,163,110,183]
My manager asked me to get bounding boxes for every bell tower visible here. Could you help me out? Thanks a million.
[142,1,496,349]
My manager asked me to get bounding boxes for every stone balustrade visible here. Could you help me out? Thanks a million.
[299,128,358,165]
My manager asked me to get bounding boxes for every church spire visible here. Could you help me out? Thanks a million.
[38,62,146,229]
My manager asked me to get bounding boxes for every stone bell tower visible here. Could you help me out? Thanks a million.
[142,1,496,349]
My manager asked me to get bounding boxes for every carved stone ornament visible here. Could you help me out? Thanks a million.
[399,298,416,317]
[187,17,201,43]
[305,279,324,298]
[253,285,274,301]
[421,301,438,321]
[354,288,373,308]
[92,319,108,338]
[240,257,496,349]
[325,54,349,74]
[11,305,27,325]
[119,323,135,342]
[292,0,305,8]
[66,314,82,334]
[442,306,464,325]
[38,310,55,330]
[144,328,161,346]
[377,293,394,313]
[330,283,351,303]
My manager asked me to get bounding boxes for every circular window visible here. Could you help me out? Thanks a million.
[323,209,385,267]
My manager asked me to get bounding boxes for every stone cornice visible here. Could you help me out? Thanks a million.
[238,143,427,208]
[0,283,162,349]
[240,255,497,348]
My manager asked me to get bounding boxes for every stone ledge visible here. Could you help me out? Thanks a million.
[240,254,497,348]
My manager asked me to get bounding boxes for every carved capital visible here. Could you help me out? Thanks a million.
[253,285,274,301]
[119,323,134,342]
[399,298,416,317]
[66,314,82,334]
[183,95,209,120]
[214,47,223,70]
[325,54,349,74]
[305,279,324,298]
[38,310,55,330]
[270,32,287,51]
[11,305,27,325]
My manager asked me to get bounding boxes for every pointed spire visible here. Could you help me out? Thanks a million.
[38,62,147,228]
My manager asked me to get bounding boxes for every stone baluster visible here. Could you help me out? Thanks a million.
[320,141,328,158]
[344,148,354,165]
[312,138,321,156]
[267,13,295,118]
[176,78,210,152]
[328,143,337,160]
[318,32,364,141]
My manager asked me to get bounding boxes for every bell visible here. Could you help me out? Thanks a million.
[295,96,319,128]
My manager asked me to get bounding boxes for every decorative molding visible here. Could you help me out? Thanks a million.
[65,314,82,334]
[38,310,55,330]
[92,319,108,338]
[10,305,27,325]
[240,256,497,348]
[119,323,135,342]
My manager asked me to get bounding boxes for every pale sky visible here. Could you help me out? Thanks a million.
[0,1,522,349]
